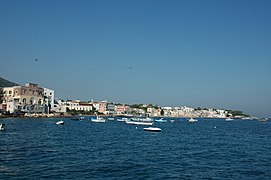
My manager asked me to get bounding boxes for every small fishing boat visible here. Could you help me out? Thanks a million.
[117,117,129,122]
[188,118,198,123]
[154,118,167,123]
[70,116,84,121]
[91,116,106,123]
[225,118,234,121]
[143,127,161,132]
[258,118,268,122]
[56,120,64,125]
[125,120,153,126]
[0,123,5,131]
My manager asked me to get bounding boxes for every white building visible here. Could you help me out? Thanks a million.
[43,87,54,113]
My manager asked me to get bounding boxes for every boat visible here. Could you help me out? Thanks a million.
[0,123,5,131]
[258,118,268,122]
[225,118,234,121]
[91,116,106,123]
[56,120,64,125]
[188,118,198,123]
[131,117,153,122]
[143,127,161,132]
[154,118,167,123]
[125,119,153,126]
[170,120,175,123]
[117,117,129,122]
[70,116,85,121]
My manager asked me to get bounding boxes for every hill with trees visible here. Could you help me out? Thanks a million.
[0,77,19,87]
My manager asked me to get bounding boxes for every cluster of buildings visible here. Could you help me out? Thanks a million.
[0,82,230,118]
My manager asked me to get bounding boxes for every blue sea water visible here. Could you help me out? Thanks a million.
[0,118,271,179]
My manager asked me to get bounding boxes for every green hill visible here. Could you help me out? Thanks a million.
[0,77,19,87]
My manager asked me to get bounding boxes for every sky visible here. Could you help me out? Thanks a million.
[1,0,271,117]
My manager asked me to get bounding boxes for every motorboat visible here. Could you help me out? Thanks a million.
[125,119,153,126]
[258,118,268,122]
[91,116,106,123]
[143,127,161,132]
[154,118,167,123]
[70,116,85,121]
[188,118,198,123]
[131,117,153,122]
[0,123,5,131]
[56,120,64,125]
[117,117,129,122]
[225,118,234,121]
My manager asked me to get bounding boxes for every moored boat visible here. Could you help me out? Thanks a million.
[125,119,153,126]
[155,118,167,123]
[143,127,161,132]
[70,116,85,121]
[0,123,5,131]
[188,118,198,123]
[56,120,64,125]
[91,116,106,123]
[258,118,268,122]
[225,118,234,121]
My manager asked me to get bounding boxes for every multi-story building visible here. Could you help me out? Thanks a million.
[1,83,58,114]
[2,83,46,113]
[43,87,54,113]
[115,105,131,115]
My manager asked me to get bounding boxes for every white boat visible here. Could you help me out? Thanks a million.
[143,127,161,132]
[91,116,106,123]
[225,118,234,121]
[56,120,64,125]
[125,120,153,126]
[117,117,129,122]
[131,117,153,122]
[154,118,167,123]
[188,118,198,123]
[258,118,268,122]
[70,116,84,121]
[0,123,5,131]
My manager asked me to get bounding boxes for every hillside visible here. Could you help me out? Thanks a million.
[0,77,19,87]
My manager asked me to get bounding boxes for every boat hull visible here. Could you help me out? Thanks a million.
[144,127,161,132]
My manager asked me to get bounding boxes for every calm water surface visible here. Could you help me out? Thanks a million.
[0,118,270,179]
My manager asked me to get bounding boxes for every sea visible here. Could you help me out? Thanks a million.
[0,117,270,179]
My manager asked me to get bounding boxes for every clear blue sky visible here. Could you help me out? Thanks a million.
[1,0,271,117]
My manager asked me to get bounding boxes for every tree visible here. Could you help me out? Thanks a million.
[0,88,4,104]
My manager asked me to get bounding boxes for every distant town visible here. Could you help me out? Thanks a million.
[0,82,250,118]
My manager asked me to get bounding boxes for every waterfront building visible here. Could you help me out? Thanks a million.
[43,87,54,113]
[2,83,46,113]
[0,83,60,114]
[52,100,67,113]
[115,105,131,115]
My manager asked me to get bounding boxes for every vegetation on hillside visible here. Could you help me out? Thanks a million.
[0,77,19,87]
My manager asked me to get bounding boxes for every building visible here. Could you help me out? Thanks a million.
[0,83,58,114]
[43,87,54,113]
[115,105,131,115]
[2,83,45,113]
